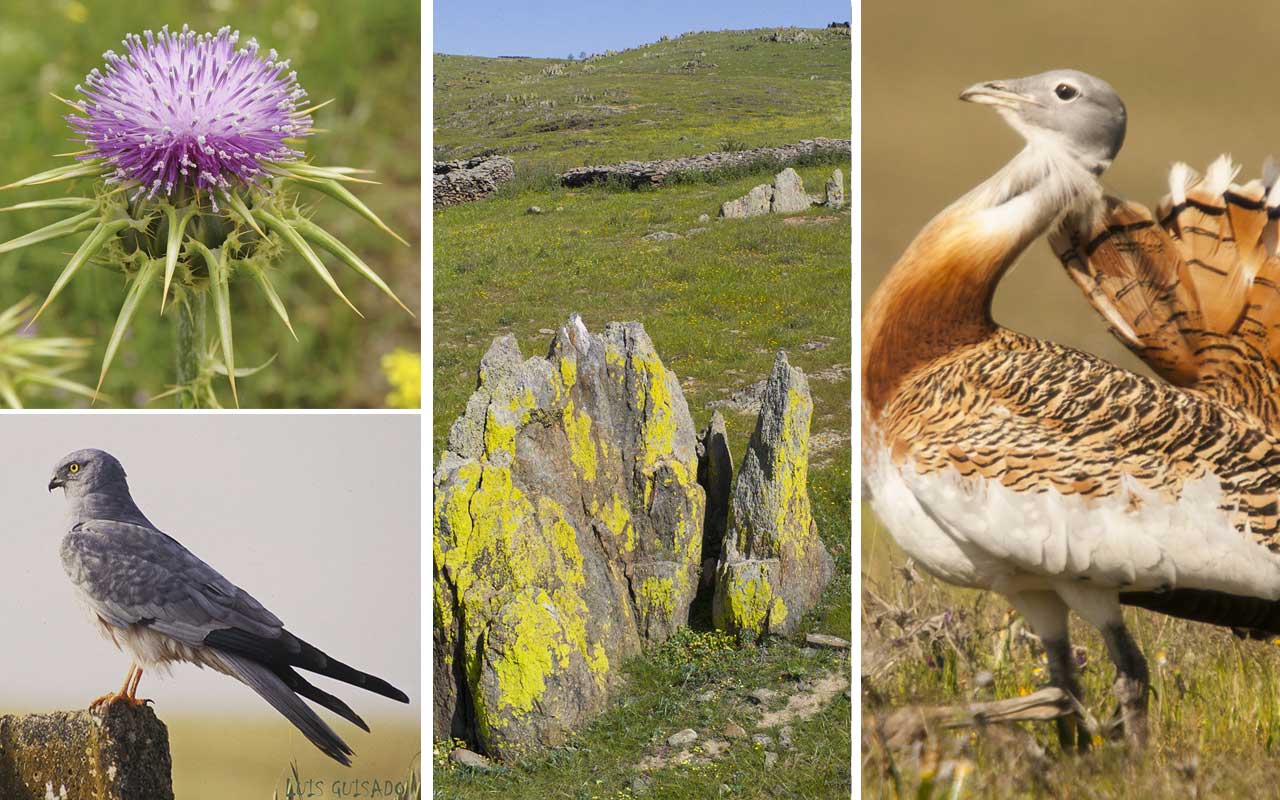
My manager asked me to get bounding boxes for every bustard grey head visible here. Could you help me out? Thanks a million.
[961,69,1127,175]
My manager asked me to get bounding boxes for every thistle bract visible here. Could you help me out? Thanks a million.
[0,25,413,408]
[68,25,311,207]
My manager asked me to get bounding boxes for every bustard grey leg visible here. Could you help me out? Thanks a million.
[1055,582,1150,750]
[1008,590,1090,753]
[1102,622,1149,749]
[1043,636,1090,752]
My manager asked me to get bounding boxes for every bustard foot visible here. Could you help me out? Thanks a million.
[1054,703,1093,753]
[1111,674,1149,750]
[1043,636,1092,754]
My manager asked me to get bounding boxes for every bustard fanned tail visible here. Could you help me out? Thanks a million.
[1052,157,1280,638]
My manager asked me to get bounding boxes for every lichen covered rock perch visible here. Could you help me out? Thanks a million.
[434,317,705,758]
[713,352,833,638]
[0,705,173,800]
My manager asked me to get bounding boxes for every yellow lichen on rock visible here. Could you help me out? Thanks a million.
[772,386,814,558]
[599,493,634,552]
[558,352,577,392]
[563,401,598,482]
[482,386,536,461]
[638,575,676,619]
[719,570,775,633]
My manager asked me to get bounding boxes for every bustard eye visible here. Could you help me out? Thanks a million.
[1054,83,1079,101]
[68,463,80,474]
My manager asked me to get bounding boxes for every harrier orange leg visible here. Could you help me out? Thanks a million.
[125,665,148,705]
[89,662,148,709]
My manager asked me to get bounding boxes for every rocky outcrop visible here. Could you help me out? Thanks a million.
[560,138,851,189]
[0,706,174,799]
[825,168,844,210]
[721,167,846,219]
[769,168,811,214]
[719,184,773,219]
[433,156,515,207]
[759,29,816,44]
[713,352,832,638]
[434,316,705,759]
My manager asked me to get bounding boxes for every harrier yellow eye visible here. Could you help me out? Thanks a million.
[68,463,80,473]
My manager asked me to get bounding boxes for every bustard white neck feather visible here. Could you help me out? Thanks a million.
[957,130,1104,250]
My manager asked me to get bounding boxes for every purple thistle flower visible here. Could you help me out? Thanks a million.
[67,25,312,207]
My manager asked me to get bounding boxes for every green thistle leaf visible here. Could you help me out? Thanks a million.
[0,209,98,255]
[277,162,379,184]
[0,161,101,190]
[244,263,298,341]
[225,191,266,237]
[161,204,198,314]
[212,352,277,378]
[291,216,414,315]
[251,209,363,317]
[292,176,409,246]
[0,197,97,213]
[30,218,131,324]
[191,241,238,407]
[97,257,162,397]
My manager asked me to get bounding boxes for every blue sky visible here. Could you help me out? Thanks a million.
[433,0,851,58]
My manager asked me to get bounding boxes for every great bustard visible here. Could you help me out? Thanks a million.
[863,68,1280,751]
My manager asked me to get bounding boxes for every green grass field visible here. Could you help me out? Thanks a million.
[433,25,851,800]
[863,4,1280,797]
[0,0,420,408]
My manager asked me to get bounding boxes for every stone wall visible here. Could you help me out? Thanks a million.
[433,156,516,207]
[559,138,851,188]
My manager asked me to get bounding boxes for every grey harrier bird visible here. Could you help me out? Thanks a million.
[50,447,410,765]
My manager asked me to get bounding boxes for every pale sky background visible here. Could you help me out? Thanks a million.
[433,0,852,58]
[0,414,419,725]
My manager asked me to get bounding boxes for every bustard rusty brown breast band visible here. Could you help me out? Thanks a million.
[863,68,1280,751]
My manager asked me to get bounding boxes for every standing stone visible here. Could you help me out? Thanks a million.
[435,316,705,759]
[825,168,844,210]
[769,168,812,214]
[713,352,832,638]
[697,411,733,568]
[720,184,772,219]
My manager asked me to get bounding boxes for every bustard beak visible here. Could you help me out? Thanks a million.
[960,80,1042,109]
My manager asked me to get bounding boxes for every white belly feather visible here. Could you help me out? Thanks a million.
[77,588,231,678]
[864,444,1280,600]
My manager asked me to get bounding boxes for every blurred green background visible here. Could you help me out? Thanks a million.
[0,0,420,408]
[863,2,1280,374]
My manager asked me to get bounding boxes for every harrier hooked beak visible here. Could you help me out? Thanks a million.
[48,475,63,492]
[960,80,1042,109]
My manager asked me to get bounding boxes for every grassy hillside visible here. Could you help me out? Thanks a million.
[0,1,419,408]
[433,26,851,800]
[433,27,849,167]
[863,4,1280,797]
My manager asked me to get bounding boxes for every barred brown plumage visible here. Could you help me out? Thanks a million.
[863,69,1280,752]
